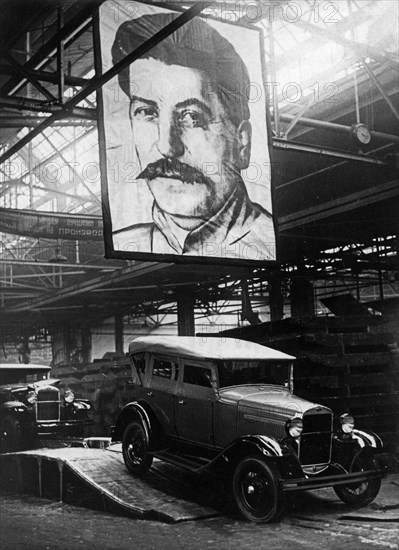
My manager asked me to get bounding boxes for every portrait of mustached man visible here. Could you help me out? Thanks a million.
[111,13,274,258]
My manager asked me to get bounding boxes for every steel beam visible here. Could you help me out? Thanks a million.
[57,5,66,105]
[0,179,96,203]
[295,18,399,71]
[1,5,95,97]
[360,59,399,124]
[276,114,399,144]
[0,64,88,87]
[3,52,57,103]
[276,144,392,190]
[4,262,166,312]
[0,260,115,270]
[0,97,96,119]
[0,2,208,165]
[0,116,94,128]
[278,179,399,231]
[273,139,390,166]
[40,131,101,206]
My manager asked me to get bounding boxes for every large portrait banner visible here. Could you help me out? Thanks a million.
[97,0,276,264]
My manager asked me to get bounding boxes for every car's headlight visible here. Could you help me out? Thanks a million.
[27,390,37,404]
[340,413,354,433]
[64,389,75,403]
[286,416,303,438]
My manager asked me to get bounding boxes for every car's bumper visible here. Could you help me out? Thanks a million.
[282,468,385,492]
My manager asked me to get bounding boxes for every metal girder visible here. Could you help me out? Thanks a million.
[0,64,88,87]
[57,5,65,105]
[0,260,114,270]
[282,96,314,138]
[278,179,399,231]
[360,59,399,124]
[0,97,96,119]
[295,17,399,71]
[40,131,101,207]
[20,126,96,182]
[0,116,93,128]
[0,2,208,166]
[4,262,166,312]
[13,140,98,208]
[0,178,95,203]
[276,114,399,144]
[0,4,95,97]
[273,139,391,166]
[3,51,58,102]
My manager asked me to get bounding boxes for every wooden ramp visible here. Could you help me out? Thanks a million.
[0,446,219,523]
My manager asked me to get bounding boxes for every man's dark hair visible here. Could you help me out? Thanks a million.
[112,13,251,126]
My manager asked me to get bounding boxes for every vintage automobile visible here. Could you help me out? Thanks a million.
[112,336,391,523]
[0,363,92,453]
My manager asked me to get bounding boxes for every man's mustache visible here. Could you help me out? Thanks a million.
[138,158,209,185]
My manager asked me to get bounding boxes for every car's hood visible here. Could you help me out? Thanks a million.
[219,385,325,416]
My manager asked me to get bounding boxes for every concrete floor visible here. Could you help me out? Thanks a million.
[0,474,398,550]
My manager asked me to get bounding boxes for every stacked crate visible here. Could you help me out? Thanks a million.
[216,316,399,449]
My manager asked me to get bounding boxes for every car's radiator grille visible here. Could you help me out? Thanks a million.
[36,387,60,421]
[299,412,332,466]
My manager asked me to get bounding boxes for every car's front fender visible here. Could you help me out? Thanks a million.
[216,434,303,479]
[331,428,384,471]
[2,400,31,415]
[351,429,383,449]
[1,402,36,437]
[111,401,151,442]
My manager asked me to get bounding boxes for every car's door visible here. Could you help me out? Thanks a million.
[174,360,217,447]
[146,355,178,436]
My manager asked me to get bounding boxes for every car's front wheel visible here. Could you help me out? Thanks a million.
[232,456,284,523]
[334,453,381,507]
[0,416,23,453]
[122,420,153,475]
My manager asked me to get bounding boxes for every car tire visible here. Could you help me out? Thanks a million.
[232,455,284,523]
[122,419,153,475]
[0,416,23,453]
[334,453,381,507]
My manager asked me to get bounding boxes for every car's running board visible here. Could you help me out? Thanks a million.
[153,450,209,472]
[282,468,384,492]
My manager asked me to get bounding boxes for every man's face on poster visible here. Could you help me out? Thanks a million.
[128,58,251,225]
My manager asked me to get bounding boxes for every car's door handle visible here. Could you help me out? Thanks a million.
[178,399,185,405]
[147,391,153,397]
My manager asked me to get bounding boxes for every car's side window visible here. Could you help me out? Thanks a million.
[132,353,146,373]
[150,357,178,391]
[183,364,213,388]
[152,359,173,379]
[131,353,146,385]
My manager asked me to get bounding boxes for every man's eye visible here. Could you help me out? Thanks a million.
[179,110,206,129]
[133,107,158,121]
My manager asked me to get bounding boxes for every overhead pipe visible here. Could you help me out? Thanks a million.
[275,114,399,144]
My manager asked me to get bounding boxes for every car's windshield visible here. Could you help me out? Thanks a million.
[216,360,292,389]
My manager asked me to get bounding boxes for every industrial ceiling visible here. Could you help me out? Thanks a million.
[0,0,398,338]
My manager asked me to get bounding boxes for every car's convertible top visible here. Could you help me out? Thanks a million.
[129,336,295,362]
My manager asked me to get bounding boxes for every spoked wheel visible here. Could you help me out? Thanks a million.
[334,453,381,507]
[0,416,23,453]
[122,420,153,475]
[232,456,284,523]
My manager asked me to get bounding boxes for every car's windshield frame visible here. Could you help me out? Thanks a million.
[216,360,294,392]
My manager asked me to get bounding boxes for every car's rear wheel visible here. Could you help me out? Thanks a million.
[232,456,284,523]
[122,420,153,475]
[0,416,23,453]
[334,453,381,507]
